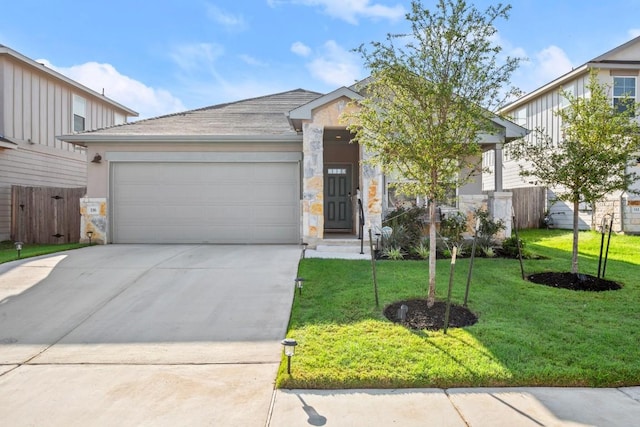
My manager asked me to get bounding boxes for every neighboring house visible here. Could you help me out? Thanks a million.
[0,44,138,241]
[492,36,640,233]
[61,85,525,245]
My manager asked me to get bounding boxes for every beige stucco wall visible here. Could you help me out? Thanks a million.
[85,141,302,198]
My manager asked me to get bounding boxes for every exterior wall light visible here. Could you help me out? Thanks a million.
[294,277,305,296]
[91,153,102,163]
[281,338,298,374]
[14,241,23,258]
[86,230,94,246]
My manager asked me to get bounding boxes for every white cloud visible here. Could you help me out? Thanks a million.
[307,40,362,86]
[169,43,225,73]
[238,54,267,67]
[37,60,185,120]
[532,45,574,85]
[205,4,247,31]
[291,41,312,57]
[270,0,405,24]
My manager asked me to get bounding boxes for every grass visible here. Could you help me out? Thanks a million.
[0,241,87,264]
[277,229,640,389]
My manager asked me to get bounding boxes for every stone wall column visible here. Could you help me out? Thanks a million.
[361,146,383,233]
[302,123,324,246]
[80,197,108,244]
[488,191,512,239]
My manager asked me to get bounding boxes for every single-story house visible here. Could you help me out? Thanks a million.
[61,85,526,245]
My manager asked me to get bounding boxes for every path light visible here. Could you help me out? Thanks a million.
[281,338,298,374]
[398,304,408,322]
[294,277,305,296]
[86,230,94,246]
[301,242,308,259]
[14,241,23,258]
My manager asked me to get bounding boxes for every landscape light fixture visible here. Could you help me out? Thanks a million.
[14,241,23,258]
[281,338,298,374]
[294,277,305,296]
[86,230,94,246]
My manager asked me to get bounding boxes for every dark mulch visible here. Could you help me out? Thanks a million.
[384,299,478,331]
[527,272,621,291]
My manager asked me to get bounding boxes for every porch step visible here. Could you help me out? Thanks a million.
[305,239,372,260]
[316,244,371,253]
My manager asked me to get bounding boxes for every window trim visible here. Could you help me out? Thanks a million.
[72,94,87,132]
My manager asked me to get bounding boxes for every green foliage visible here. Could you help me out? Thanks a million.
[0,241,87,264]
[510,70,640,274]
[278,230,640,389]
[500,236,532,259]
[439,211,468,247]
[383,207,427,250]
[474,208,505,247]
[344,0,523,304]
[481,246,496,258]
[382,246,406,260]
[412,241,430,260]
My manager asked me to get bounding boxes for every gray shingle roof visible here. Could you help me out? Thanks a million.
[89,89,323,136]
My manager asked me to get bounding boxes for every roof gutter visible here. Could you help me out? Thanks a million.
[58,133,304,146]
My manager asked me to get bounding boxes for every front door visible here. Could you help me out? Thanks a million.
[324,164,352,230]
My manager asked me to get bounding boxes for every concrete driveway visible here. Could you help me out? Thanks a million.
[0,244,301,426]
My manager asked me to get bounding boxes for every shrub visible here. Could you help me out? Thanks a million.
[383,206,427,250]
[383,246,406,260]
[411,241,430,260]
[440,211,467,247]
[502,236,528,258]
[474,208,505,247]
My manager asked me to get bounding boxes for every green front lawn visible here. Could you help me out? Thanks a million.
[0,241,87,264]
[277,229,640,389]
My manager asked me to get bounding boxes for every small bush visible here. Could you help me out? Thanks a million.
[412,241,430,259]
[383,206,427,250]
[383,246,406,260]
[501,236,532,258]
[474,208,505,247]
[440,211,467,244]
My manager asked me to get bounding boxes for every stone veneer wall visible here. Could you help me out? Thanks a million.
[80,197,108,244]
[302,123,325,245]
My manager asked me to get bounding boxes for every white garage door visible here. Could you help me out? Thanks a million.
[111,162,300,244]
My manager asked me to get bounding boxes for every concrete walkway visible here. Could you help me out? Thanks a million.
[268,387,640,426]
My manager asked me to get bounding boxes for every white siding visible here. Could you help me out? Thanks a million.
[0,53,134,240]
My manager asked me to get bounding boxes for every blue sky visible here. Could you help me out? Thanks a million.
[2,0,640,119]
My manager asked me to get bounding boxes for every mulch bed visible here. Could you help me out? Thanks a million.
[384,299,478,330]
[527,272,621,291]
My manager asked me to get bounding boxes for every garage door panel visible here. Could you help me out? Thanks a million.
[112,162,299,244]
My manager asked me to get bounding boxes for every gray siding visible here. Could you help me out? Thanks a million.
[0,52,134,240]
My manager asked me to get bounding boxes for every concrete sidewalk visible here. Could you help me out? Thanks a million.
[268,387,640,426]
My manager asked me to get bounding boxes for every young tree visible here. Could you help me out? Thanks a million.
[511,70,640,275]
[345,0,521,307]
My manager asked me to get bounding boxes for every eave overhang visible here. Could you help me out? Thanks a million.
[58,133,303,146]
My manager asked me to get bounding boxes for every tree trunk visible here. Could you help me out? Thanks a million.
[427,200,437,307]
[572,199,580,275]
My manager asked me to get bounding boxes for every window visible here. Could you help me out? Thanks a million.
[512,106,527,126]
[560,84,575,109]
[114,112,125,126]
[613,76,636,115]
[73,95,86,132]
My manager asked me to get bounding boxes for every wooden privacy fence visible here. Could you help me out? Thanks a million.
[510,187,546,230]
[11,186,86,244]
